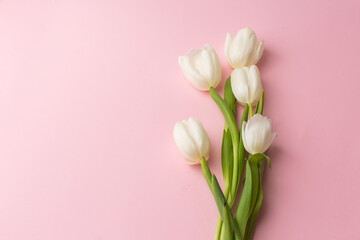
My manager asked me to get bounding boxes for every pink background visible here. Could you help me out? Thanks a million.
[1,0,360,239]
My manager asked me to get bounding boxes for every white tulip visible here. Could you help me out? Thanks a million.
[242,114,276,155]
[225,27,264,69]
[173,117,210,164]
[178,44,222,91]
[231,65,262,106]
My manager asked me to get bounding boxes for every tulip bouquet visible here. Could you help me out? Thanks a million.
[174,28,276,240]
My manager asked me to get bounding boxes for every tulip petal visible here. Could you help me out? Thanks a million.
[230,28,257,68]
[248,65,262,105]
[254,39,264,64]
[178,45,222,91]
[200,47,215,87]
[243,114,275,154]
[178,54,209,91]
[205,44,222,88]
[241,121,250,155]
[185,118,210,160]
[224,33,233,67]
[173,121,202,163]
[231,68,250,105]
[244,115,266,154]
[261,132,277,154]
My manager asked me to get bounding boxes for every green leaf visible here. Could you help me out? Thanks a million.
[235,154,270,238]
[224,76,236,116]
[209,88,238,141]
[199,158,242,240]
[221,129,233,195]
[212,175,242,240]
[237,104,249,191]
[222,76,236,196]
[256,90,264,115]
[254,102,259,114]
[222,202,233,240]
[235,159,259,237]
[244,164,263,240]
[209,87,240,205]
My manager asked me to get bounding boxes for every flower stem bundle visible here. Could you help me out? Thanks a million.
[174,27,276,240]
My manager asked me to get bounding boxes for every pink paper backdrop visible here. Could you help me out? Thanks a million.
[1,0,360,239]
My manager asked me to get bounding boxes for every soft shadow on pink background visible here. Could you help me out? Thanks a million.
[1,0,360,239]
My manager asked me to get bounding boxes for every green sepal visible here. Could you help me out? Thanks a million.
[250,153,271,169]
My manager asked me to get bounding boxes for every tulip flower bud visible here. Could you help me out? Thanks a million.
[225,27,264,69]
[178,44,222,91]
[231,65,262,106]
[173,117,210,164]
[242,114,276,155]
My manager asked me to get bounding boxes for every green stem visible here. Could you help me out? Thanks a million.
[200,158,212,188]
[248,103,253,117]
[214,218,222,240]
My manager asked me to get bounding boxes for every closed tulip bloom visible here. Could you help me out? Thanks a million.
[173,117,210,164]
[242,114,276,155]
[231,65,262,106]
[178,44,221,91]
[225,27,264,69]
